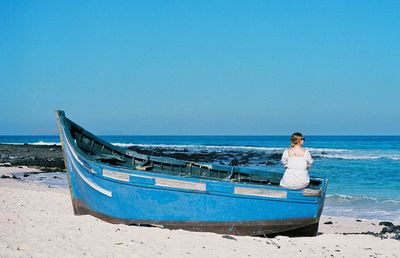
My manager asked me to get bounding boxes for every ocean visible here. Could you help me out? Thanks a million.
[1,135,399,222]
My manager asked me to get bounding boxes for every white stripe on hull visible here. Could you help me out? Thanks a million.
[69,155,113,197]
[63,130,112,197]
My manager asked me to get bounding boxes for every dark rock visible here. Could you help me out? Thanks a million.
[222,235,237,241]
[381,225,400,234]
[356,219,362,222]
[229,159,239,166]
[324,221,333,225]
[266,153,282,161]
[0,144,65,172]
[379,221,394,227]
[1,174,20,179]
[0,162,12,167]
[127,144,286,168]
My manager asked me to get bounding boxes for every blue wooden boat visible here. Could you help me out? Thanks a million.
[56,110,328,236]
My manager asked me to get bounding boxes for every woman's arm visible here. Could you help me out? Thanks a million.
[281,149,289,167]
[305,150,313,168]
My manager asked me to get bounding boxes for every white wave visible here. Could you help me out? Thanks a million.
[112,143,136,148]
[365,210,398,216]
[326,194,380,202]
[308,148,348,152]
[319,153,382,160]
[326,194,400,205]
[322,210,400,223]
[320,153,400,161]
[326,194,354,200]
[381,199,400,205]
[31,141,60,146]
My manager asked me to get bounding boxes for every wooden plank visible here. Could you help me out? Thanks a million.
[155,178,206,191]
[234,187,287,198]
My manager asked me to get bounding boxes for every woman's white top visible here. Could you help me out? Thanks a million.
[279,148,313,190]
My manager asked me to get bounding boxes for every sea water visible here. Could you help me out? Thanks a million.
[1,135,399,222]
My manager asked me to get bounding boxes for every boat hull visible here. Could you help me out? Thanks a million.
[73,198,319,236]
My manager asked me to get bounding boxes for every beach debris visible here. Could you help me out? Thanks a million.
[324,221,333,225]
[268,239,281,249]
[1,174,19,179]
[222,235,237,241]
[343,222,400,240]
[379,221,393,227]
[380,223,400,239]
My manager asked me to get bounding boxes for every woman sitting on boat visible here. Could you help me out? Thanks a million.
[280,132,313,190]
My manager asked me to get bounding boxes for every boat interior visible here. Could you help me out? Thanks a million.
[65,118,323,189]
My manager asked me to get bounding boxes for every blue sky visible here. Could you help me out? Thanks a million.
[1,1,399,135]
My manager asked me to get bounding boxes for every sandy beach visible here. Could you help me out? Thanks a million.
[1,167,399,258]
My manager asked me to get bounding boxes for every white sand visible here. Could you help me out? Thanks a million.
[1,167,399,258]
